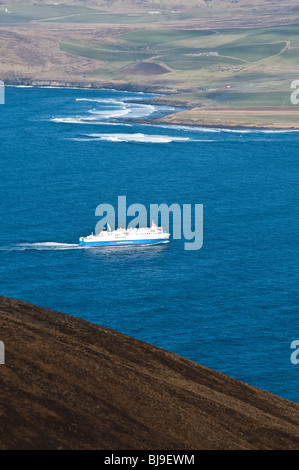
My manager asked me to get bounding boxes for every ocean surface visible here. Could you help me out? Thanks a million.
[1,86,298,402]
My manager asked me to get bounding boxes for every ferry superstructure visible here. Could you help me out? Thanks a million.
[79,222,170,247]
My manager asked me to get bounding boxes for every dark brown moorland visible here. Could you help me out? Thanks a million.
[0,295,299,450]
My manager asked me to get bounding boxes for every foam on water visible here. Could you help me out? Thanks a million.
[88,108,132,119]
[77,132,192,143]
[0,242,82,251]
[52,96,171,124]
[87,102,158,120]
[76,98,124,104]
[158,123,299,134]
[52,117,99,124]
[52,117,132,126]
[0,241,170,253]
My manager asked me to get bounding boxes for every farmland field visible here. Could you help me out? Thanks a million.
[0,4,96,22]
[57,24,299,108]
[1,3,299,127]
[60,41,152,63]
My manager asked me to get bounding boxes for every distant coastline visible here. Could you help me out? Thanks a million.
[6,79,299,130]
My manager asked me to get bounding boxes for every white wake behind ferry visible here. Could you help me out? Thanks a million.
[79,222,170,247]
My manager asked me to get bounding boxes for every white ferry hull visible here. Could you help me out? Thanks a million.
[79,238,169,247]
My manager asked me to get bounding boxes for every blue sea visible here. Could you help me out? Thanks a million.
[1,86,298,402]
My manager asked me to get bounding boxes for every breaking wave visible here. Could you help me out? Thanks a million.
[51,117,132,126]
[73,132,194,143]
[52,117,100,124]
[51,96,174,125]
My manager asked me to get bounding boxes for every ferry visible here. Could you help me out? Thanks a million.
[79,222,170,247]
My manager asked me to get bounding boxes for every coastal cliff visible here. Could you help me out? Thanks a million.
[0,295,299,450]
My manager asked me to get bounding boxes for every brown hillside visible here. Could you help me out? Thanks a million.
[0,296,299,450]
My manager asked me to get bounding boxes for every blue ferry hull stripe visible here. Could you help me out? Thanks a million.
[79,239,169,247]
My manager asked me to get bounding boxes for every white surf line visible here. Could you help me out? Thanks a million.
[0,242,83,251]
[81,132,191,143]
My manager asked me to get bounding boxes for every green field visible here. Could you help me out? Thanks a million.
[223,25,299,46]
[60,41,151,63]
[160,54,243,71]
[0,3,169,24]
[118,30,216,45]
[205,91,293,107]
[59,25,299,67]
[0,4,96,23]
[218,42,286,61]
[47,13,167,24]
[269,48,299,65]
[58,24,299,106]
